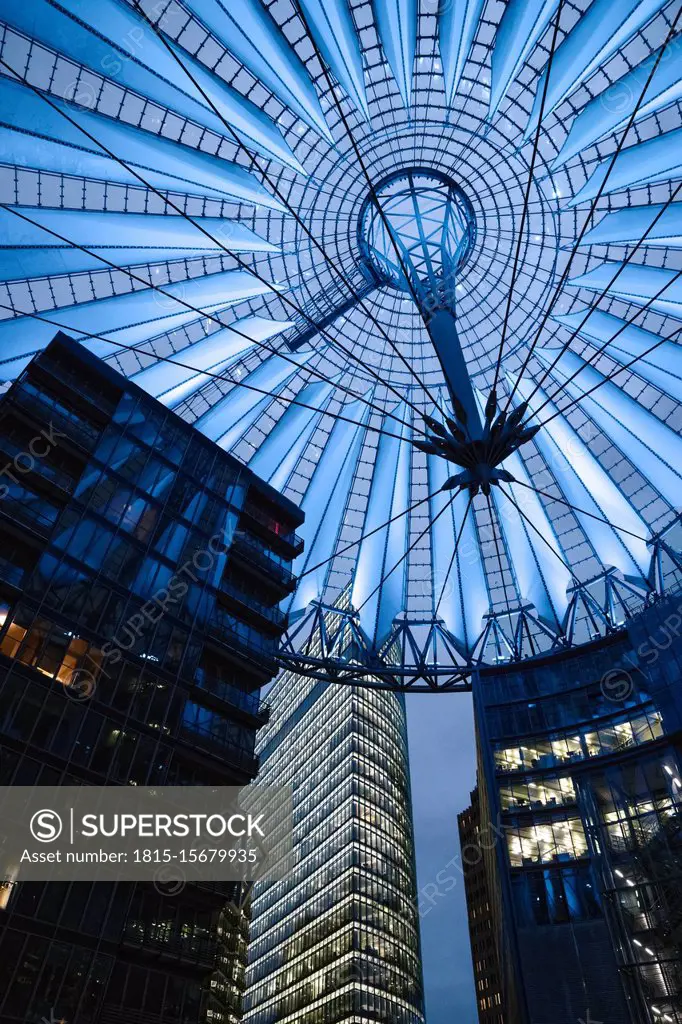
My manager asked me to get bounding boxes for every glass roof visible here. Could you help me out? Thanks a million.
[0,0,681,687]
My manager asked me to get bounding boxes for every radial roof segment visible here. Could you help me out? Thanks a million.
[0,209,277,282]
[473,389,573,634]
[569,127,682,205]
[182,0,334,143]
[248,378,337,491]
[195,348,314,451]
[522,0,668,144]
[568,262,682,319]
[0,270,277,377]
[350,402,412,646]
[288,397,373,618]
[0,76,287,210]
[534,348,682,509]
[2,0,307,175]
[507,373,652,583]
[1,0,682,689]
[439,0,485,108]
[131,316,296,408]
[298,0,371,121]
[372,0,418,109]
[491,447,572,632]
[553,32,682,169]
[578,204,682,248]
[488,0,558,120]
[427,439,488,654]
[551,309,682,402]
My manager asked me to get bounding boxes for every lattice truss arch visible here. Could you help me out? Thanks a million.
[0,0,681,688]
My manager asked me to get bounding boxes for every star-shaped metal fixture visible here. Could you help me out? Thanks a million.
[414,390,541,496]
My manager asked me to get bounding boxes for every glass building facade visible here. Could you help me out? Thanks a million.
[0,332,303,1024]
[466,593,682,1024]
[457,786,505,1023]
[243,614,425,1024]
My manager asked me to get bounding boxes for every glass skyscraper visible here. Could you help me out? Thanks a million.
[0,333,302,1024]
[457,786,505,1024]
[243,620,426,1024]
[461,593,682,1024]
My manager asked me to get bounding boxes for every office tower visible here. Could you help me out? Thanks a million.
[463,593,682,1024]
[458,786,505,1023]
[243,653,426,1024]
[0,333,302,1024]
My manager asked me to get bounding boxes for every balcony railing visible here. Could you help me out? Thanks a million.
[0,558,26,587]
[0,435,74,493]
[179,723,259,775]
[122,921,219,967]
[0,494,58,536]
[34,354,117,414]
[208,611,278,672]
[13,386,100,449]
[219,575,287,629]
[193,668,270,720]
[242,501,304,552]
[232,531,295,589]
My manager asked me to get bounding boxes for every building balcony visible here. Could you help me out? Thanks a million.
[0,557,26,589]
[33,348,118,417]
[179,723,259,777]
[231,532,296,595]
[122,922,219,970]
[220,933,249,957]
[0,493,59,537]
[193,668,271,723]
[241,500,304,557]
[100,1008,190,1024]
[501,796,576,814]
[12,385,101,451]
[208,608,279,674]
[0,435,75,495]
[218,576,288,632]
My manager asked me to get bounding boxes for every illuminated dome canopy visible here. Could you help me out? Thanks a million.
[0,0,681,689]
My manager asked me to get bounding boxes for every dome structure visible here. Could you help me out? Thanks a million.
[0,0,681,689]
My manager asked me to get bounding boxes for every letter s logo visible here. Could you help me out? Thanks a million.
[30,809,63,843]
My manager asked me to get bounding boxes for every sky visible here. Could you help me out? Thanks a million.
[406,692,478,1023]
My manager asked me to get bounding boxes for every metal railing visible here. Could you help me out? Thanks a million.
[0,493,58,536]
[12,386,100,449]
[193,668,270,719]
[219,575,287,628]
[208,610,278,671]
[0,434,74,492]
[232,531,295,587]
[242,500,303,550]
